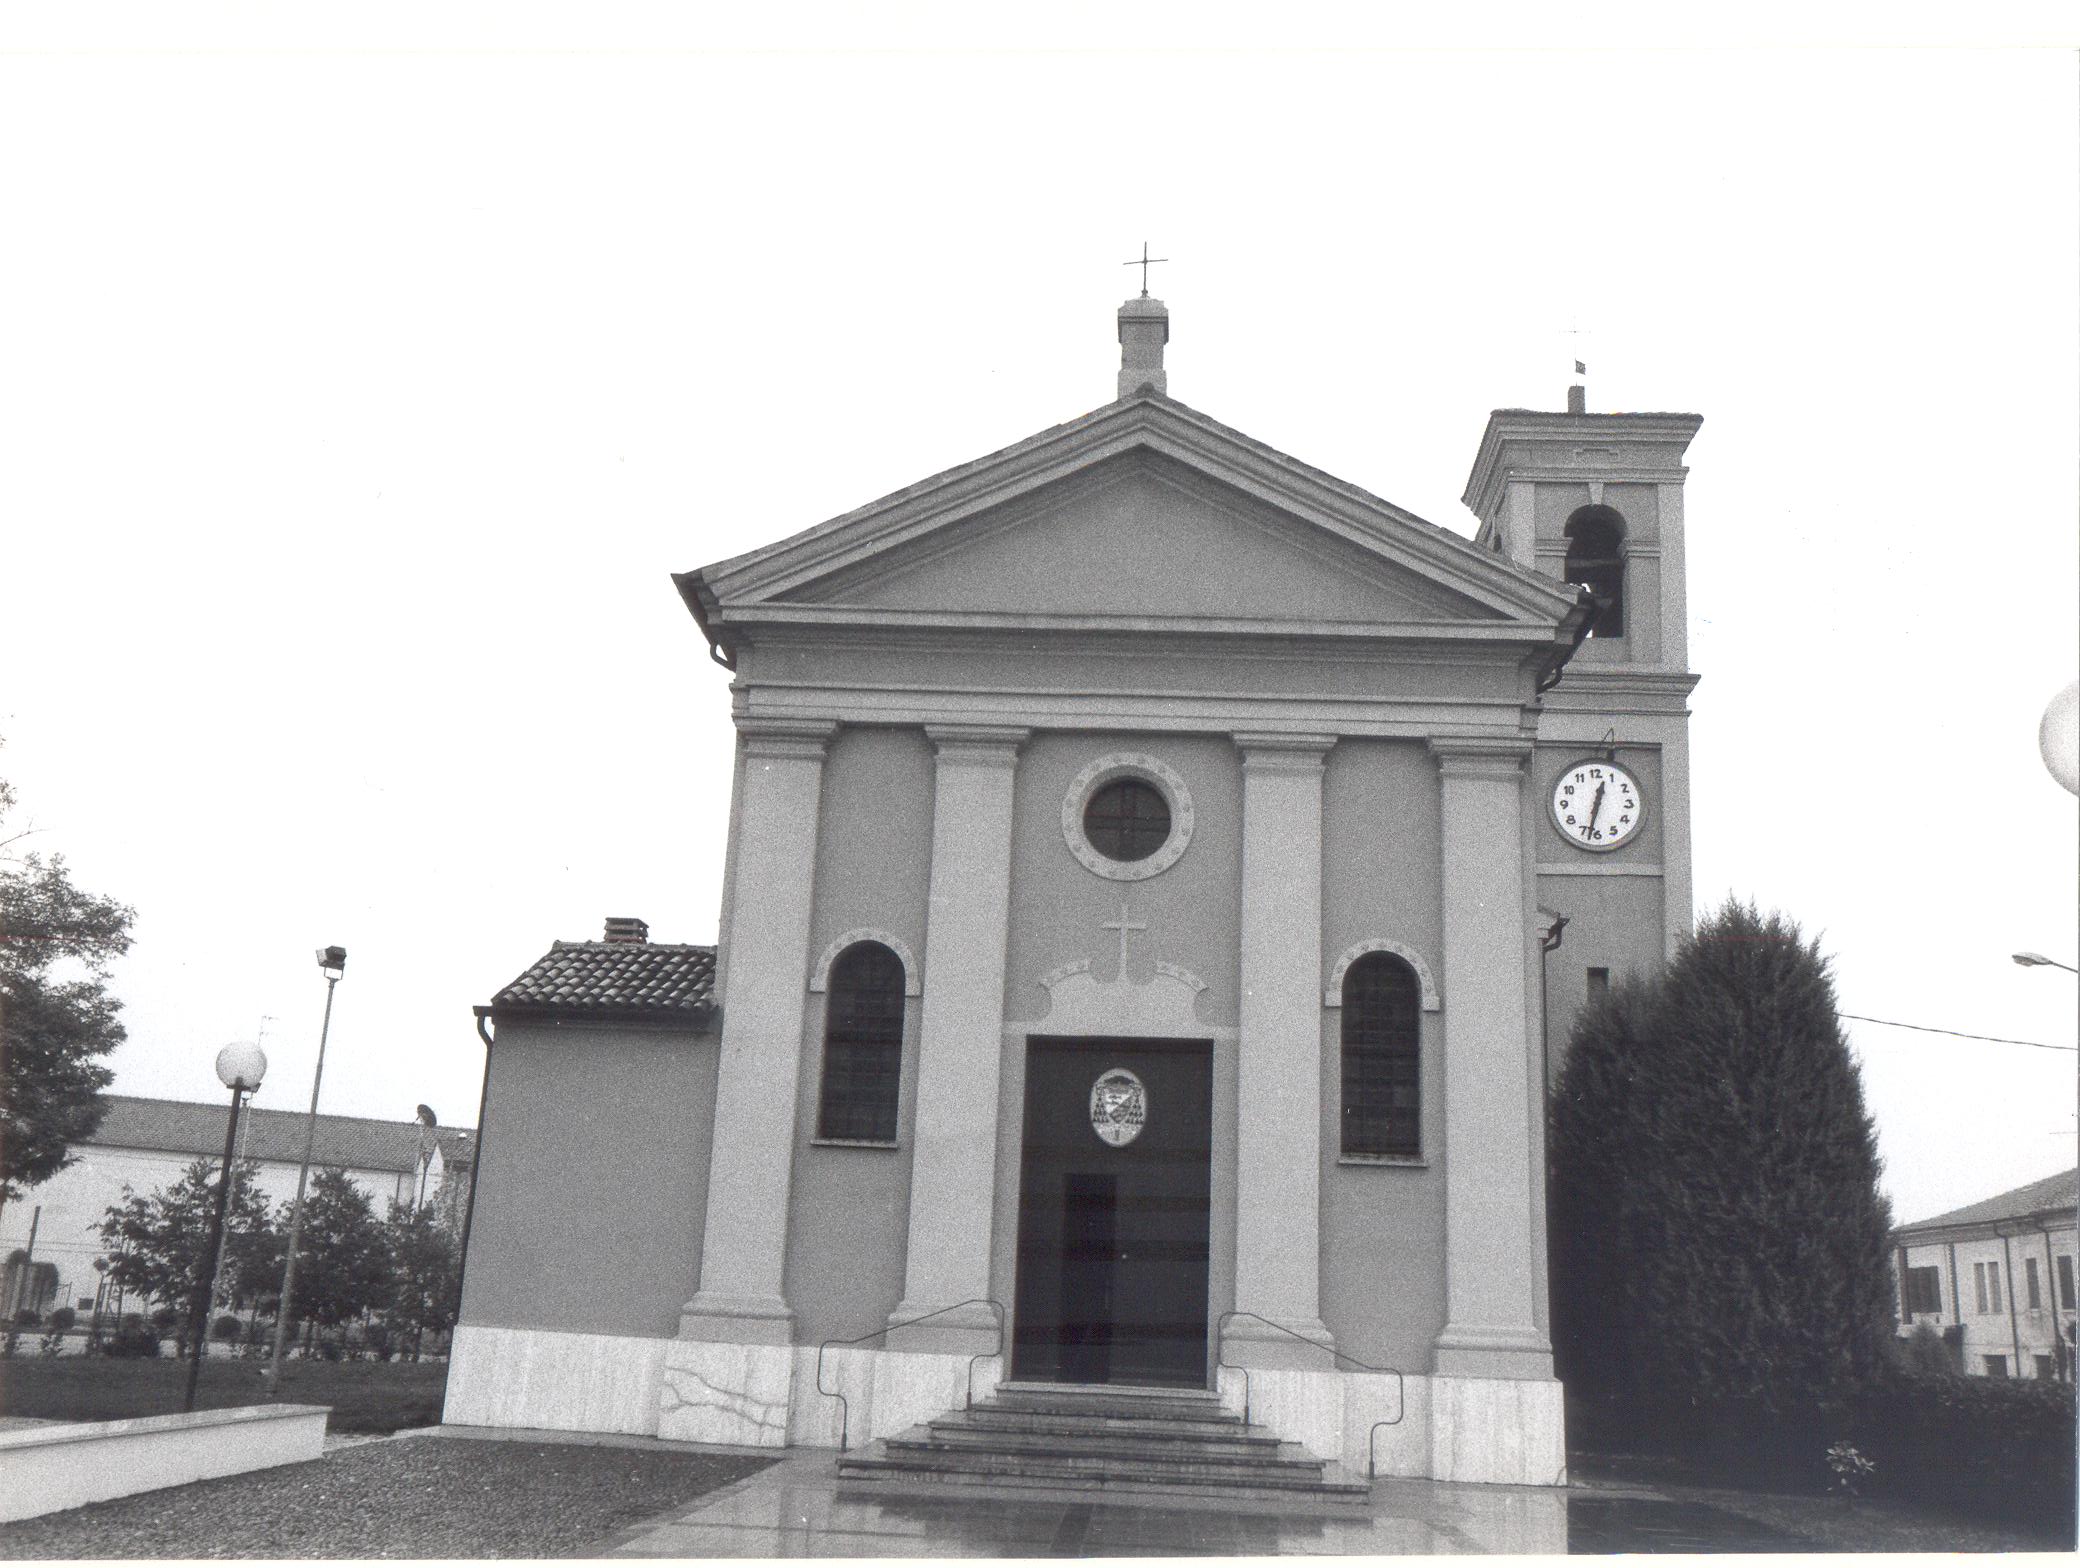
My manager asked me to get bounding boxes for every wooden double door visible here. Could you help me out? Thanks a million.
[1010,1036,1213,1388]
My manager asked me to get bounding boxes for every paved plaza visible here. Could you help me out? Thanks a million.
[591,1447,1816,1557]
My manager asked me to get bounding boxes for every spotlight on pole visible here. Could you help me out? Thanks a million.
[265,946,346,1395]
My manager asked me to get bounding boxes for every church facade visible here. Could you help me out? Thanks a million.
[446,296,1700,1486]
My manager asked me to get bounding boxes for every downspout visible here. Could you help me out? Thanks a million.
[1535,588,1598,695]
[2003,1231,2023,1374]
[453,1007,496,1323]
[1938,1239,1955,1364]
[2043,1228,2065,1380]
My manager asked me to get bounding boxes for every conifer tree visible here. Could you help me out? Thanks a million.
[1550,899,1896,1437]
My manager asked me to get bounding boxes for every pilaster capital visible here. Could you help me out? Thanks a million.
[737,717,838,760]
[924,723,1029,767]
[1429,736,1533,780]
[1234,732,1337,773]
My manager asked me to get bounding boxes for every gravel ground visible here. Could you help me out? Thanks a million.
[0,1433,774,1559]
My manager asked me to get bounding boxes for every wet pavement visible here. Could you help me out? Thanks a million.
[595,1447,1819,1556]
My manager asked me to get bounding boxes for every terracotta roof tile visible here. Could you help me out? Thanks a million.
[492,941,717,1022]
[1898,1167,2078,1234]
[87,1095,473,1174]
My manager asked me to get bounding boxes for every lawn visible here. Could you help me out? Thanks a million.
[0,1354,447,1433]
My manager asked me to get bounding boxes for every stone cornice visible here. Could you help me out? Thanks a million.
[712,602,1569,648]
[1429,736,1533,777]
[1462,409,1701,520]
[736,717,838,759]
[1234,732,1338,769]
[923,723,1029,763]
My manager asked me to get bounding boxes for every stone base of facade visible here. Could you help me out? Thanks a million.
[1217,1365,1565,1485]
[443,1324,1006,1451]
[447,1326,1563,1485]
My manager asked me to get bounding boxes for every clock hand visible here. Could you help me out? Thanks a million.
[1583,781,1606,839]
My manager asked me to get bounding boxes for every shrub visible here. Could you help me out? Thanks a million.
[1550,901,1895,1444]
[46,1307,76,1334]
[212,1313,242,1342]
[13,1308,41,1329]
[102,1320,162,1357]
[1847,1373,2076,1535]
[1895,1322,1958,1378]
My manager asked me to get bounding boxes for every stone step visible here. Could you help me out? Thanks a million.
[919,1420,1289,1461]
[836,1441,1371,1502]
[941,1407,1275,1446]
[982,1384,1233,1423]
[883,1428,1336,1482]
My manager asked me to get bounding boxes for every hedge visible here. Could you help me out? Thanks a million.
[1845,1373,2075,1537]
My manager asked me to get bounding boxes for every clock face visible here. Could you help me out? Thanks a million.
[1551,759,1645,851]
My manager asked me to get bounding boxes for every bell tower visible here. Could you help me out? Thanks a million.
[1463,387,1704,1031]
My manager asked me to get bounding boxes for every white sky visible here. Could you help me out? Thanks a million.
[3,6,2075,1226]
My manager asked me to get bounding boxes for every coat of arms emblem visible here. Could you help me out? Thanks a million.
[1089,1068,1147,1147]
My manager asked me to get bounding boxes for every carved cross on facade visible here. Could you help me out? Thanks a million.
[1102,902,1147,976]
[1122,241,1169,298]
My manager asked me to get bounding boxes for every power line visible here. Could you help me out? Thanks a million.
[1841,1013,2077,1054]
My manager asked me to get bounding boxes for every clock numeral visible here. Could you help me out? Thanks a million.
[1564,815,1577,826]
[1562,784,1574,796]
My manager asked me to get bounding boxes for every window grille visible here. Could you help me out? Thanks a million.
[1341,952,1421,1158]
[817,942,906,1142]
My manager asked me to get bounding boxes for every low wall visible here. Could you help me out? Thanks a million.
[0,1404,330,1523]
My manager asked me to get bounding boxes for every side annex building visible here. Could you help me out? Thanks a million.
[447,295,1702,1487]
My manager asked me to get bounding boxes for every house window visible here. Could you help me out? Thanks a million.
[1563,505,1627,638]
[2026,1257,2043,1309]
[1341,952,1421,1159]
[1974,1261,2004,1314]
[1903,1266,1942,1317]
[2035,1355,2055,1380]
[1984,1355,2009,1377]
[2059,1254,2075,1310]
[1586,967,1610,1002]
[816,941,907,1143]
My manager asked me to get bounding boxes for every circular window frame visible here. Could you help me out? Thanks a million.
[1062,752,1195,882]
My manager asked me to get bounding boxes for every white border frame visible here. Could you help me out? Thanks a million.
[1061,751,1196,882]
[807,929,922,996]
[1323,938,1442,1011]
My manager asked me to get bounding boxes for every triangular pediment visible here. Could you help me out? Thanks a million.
[683,396,1580,649]
[778,453,1505,623]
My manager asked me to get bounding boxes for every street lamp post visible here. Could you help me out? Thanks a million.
[265,946,346,1396]
[183,1043,267,1413]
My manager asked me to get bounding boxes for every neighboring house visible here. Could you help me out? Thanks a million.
[451,289,1703,1488]
[0,1094,475,1320]
[1894,1167,2077,1381]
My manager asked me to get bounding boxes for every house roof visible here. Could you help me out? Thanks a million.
[86,1095,474,1175]
[490,941,718,1025]
[1897,1168,2078,1236]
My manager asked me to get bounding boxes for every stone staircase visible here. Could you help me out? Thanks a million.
[835,1381,1370,1503]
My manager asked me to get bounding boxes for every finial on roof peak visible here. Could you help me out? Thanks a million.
[1117,293,1169,400]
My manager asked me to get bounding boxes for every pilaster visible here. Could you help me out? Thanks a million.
[888,724,1029,1351]
[1228,732,1336,1367]
[1429,737,1553,1380]
[678,718,835,1346]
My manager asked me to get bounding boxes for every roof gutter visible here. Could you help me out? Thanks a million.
[672,570,735,671]
[453,1006,496,1325]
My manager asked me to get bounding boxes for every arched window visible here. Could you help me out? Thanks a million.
[816,941,906,1142]
[1341,952,1421,1158]
[1564,505,1627,638]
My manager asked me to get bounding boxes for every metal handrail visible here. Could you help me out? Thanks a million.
[1215,1309,1406,1478]
[814,1297,1006,1452]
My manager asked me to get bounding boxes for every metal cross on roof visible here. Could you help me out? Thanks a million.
[1123,241,1169,297]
